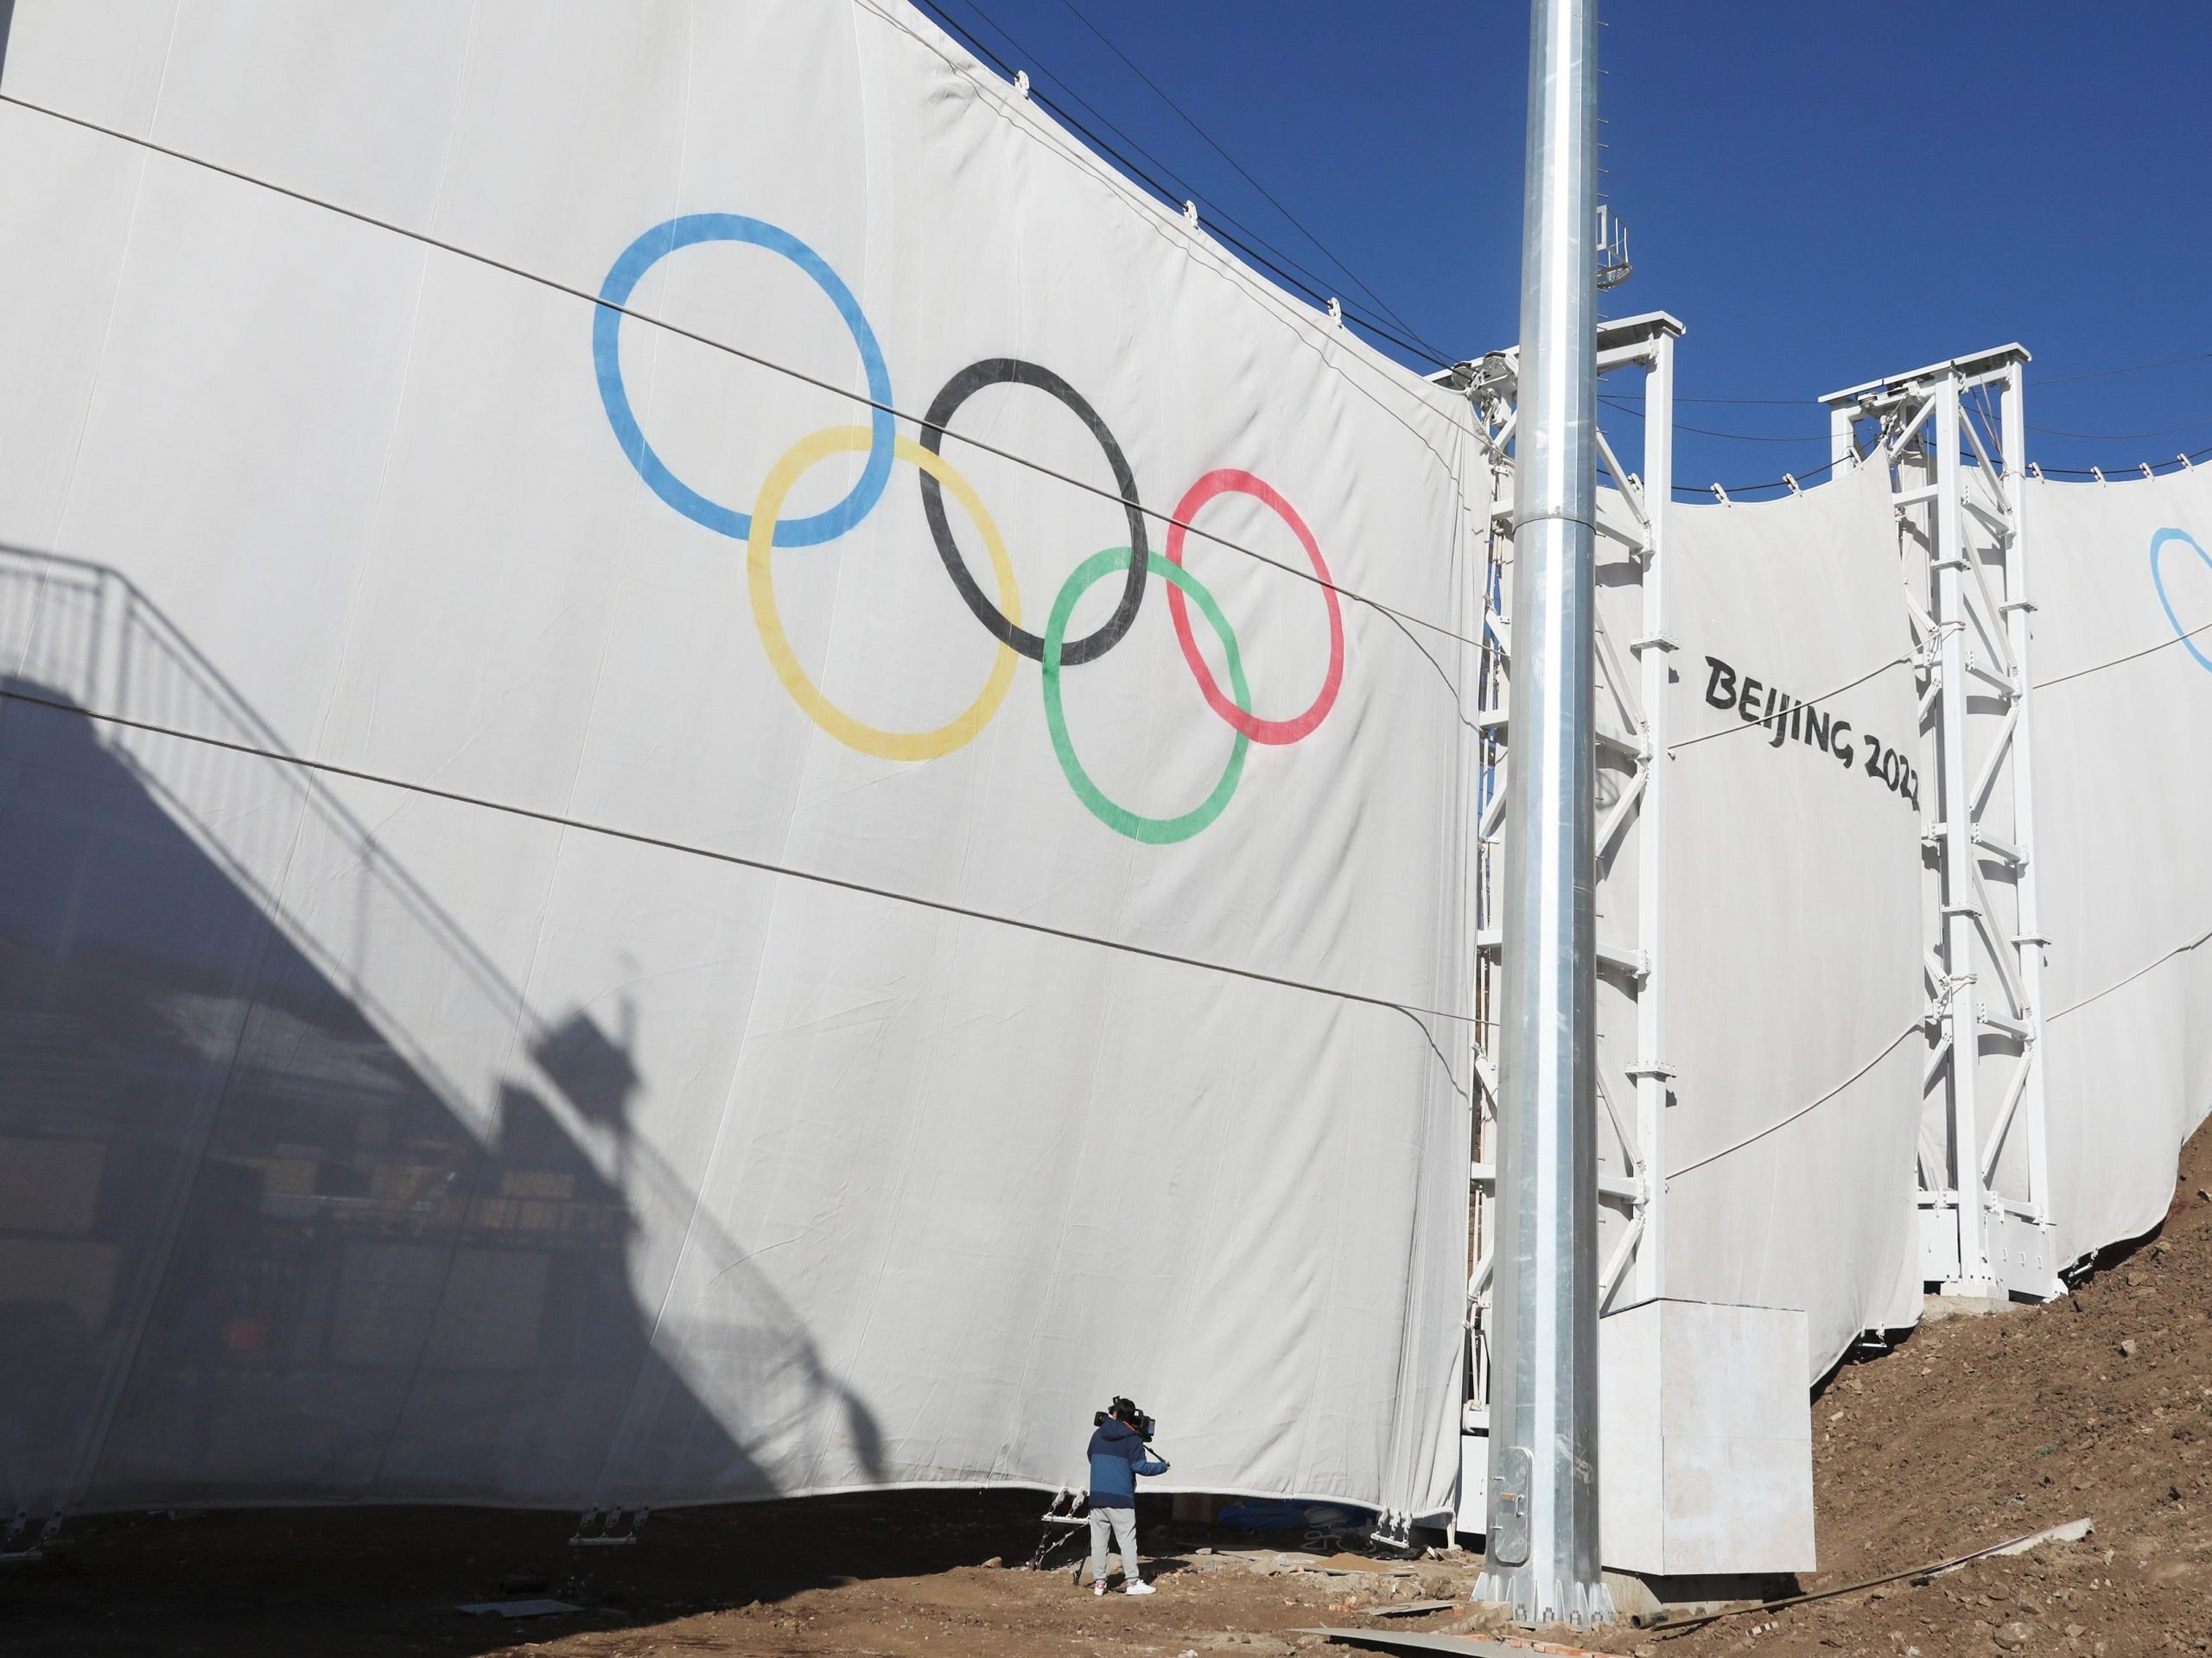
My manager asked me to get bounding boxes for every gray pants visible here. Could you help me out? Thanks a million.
[1089,1504,1140,1585]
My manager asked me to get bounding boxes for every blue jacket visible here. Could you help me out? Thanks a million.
[1087,1418,1166,1508]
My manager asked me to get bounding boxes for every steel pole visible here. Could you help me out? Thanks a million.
[1475,0,1610,1628]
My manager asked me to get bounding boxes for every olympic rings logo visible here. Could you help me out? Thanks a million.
[593,213,1344,842]
[2151,527,2212,675]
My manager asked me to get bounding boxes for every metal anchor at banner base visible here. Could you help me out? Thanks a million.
[569,1505,650,1548]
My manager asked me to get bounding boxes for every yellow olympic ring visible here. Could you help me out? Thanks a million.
[747,426,1020,761]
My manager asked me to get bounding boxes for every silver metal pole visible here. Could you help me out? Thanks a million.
[1475,0,1610,1628]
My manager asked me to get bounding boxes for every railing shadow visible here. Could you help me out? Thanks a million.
[0,543,880,1519]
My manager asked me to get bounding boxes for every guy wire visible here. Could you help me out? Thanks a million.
[0,92,1483,655]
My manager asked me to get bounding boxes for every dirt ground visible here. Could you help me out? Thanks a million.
[1611,1113,2212,1658]
[0,1494,1493,1657]
[10,1123,2212,1658]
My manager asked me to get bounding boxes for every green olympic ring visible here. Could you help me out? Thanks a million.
[1042,547,1251,844]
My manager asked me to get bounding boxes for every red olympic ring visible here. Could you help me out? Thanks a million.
[1164,469,1344,745]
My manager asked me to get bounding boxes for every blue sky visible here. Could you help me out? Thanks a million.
[915,1,2212,497]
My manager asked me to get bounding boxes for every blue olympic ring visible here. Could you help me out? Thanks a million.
[594,214,895,547]
[2150,527,2212,673]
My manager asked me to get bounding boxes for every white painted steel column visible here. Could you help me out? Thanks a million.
[1629,329,1675,1305]
[1934,377,1999,1296]
[1476,0,1610,1626]
[1830,404,1857,469]
[1999,363,2053,1223]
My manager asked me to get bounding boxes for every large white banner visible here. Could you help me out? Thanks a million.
[1656,467,1927,1371]
[2028,471,2212,1267]
[0,2,1482,1518]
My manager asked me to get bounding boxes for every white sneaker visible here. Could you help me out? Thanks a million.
[1091,1579,1106,1597]
[1125,1579,1155,1596]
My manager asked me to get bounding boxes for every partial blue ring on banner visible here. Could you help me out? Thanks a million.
[594,214,895,547]
[2151,527,2212,673]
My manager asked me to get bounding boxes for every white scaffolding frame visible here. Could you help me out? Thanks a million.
[1459,310,1683,1428]
[1821,347,2060,1303]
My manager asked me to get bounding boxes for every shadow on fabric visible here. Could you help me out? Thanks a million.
[0,544,880,1519]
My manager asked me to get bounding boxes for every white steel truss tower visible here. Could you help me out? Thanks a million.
[1459,308,1683,1429]
[1821,348,2061,1303]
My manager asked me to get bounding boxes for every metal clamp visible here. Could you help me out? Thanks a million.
[1369,1509,1417,1552]
[1,1508,62,1563]
[1488,1446,1533,1567]
[569,1505,650,1547]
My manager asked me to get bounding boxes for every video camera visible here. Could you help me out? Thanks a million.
[1094,1395,1156,1442]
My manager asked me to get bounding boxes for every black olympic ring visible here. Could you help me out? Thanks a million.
[918,358,1147,665]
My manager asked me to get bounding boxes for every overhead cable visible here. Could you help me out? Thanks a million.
[1681,421,1827,445]
[1602,392,1828,407]
[2034,614,2212,691]
[1046,0,1447,359]
[0,683,1478,1029]
[909,0,1452,368]
[1608,351,2212,403]
[938,0,1451,364]
[1599,394,1827,445]
[2032,347,2212,387]
[941,0,2212,488]
[1659,434,2212,498]
[0,91,1480,654]
[1662,454,1847,501]
[2031,439,2212,480]
[1615,361,2212,484]
[1665,654,1911,751]
[2044,922,2212,1024]
[1667,1016,1923,1180]
[2030,413,2212,441]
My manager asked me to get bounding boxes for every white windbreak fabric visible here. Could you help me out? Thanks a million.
[2027,471,2212,1267]
[1656,467,1927,1371]
[0,2,1481,1518]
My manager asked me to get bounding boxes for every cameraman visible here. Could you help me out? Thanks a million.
[1085,1397,1168,1596]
